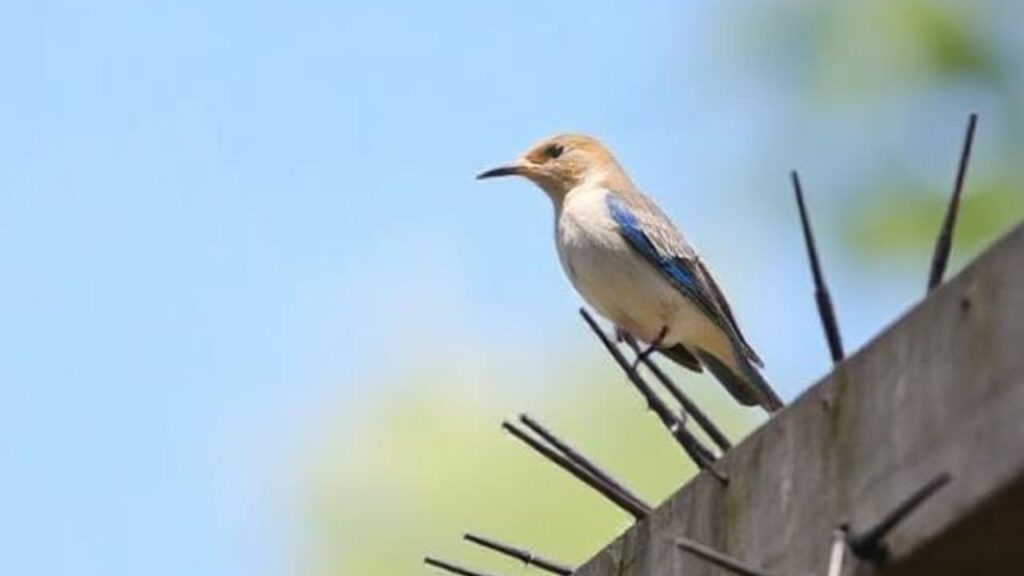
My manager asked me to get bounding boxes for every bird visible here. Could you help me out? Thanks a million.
[477,134,784,412]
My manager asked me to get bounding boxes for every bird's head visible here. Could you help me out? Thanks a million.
[477,134,627,202]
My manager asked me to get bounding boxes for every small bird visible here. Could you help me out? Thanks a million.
[477,134,783,412]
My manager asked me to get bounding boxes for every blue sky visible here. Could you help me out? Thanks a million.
[0,2,985,575]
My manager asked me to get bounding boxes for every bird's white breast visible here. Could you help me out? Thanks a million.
[553,186,732,363]
[555,187,679,343]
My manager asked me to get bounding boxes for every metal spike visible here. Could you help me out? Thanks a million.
[424,556,501,576]
[847,472,952,563]
[463,532,573,575]
[676,537,778,576]
[791,170,844,364]
[502,420,651,519]
[580,308,726,482]
[826,527,847,576]
[629,344,732,452]
[518,414,651,513]
[928,112,979,292]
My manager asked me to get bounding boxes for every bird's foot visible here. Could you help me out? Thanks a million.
[615,327,638,347]
[630,326,668,372]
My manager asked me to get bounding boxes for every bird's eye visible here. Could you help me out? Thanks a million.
[546,144,564,159]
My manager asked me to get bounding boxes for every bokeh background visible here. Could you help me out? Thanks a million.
[2,1,1022,575]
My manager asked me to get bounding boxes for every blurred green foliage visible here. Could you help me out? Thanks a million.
[845,178,1024,259]
[738,0,1023,262]
[304,358,757,574]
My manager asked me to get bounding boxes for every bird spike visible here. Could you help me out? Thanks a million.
[675,537,778,576]
[502,420,651,519]
[847,472,953,563]
[463,532,574,576]
[424,556,502,576]
[826,527,848,576]
[579,308,727,483]
[928,112,979,292]
[791,170,845,364]
[518,413,652,513]
[622,340,732,452]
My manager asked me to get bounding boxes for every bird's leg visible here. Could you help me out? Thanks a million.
[615,326,637,347]
[631,326,668,371]
[616,328,646,367]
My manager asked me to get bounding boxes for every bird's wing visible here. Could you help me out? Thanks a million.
[693,258,763,366]
[606,191,763,367]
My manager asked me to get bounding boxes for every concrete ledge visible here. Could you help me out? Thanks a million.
[576,223,1024,576]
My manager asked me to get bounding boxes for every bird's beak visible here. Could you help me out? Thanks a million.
[476,162,526,180]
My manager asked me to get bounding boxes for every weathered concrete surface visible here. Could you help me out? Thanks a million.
[576,223,1024,576]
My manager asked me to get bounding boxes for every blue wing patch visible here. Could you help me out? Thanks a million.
[606,194,719,322]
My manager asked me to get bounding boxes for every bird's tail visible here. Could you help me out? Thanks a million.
[696,350,784,413]
[660,344,704,373]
